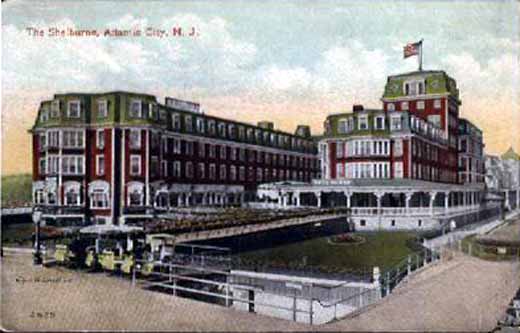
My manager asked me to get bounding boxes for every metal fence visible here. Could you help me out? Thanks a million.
[379,247,441,297]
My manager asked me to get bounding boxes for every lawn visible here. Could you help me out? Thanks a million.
[1,174,32,207]
[237,231,418,272]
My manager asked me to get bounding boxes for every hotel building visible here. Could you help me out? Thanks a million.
[30,92,319,226]
[257,70,493,230]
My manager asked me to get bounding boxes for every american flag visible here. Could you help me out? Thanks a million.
[403,41,422,58]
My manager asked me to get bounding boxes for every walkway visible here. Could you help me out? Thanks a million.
[328,254,520,332]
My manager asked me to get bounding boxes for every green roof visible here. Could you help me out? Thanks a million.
[382,70,459,100]
[502,147,520,160]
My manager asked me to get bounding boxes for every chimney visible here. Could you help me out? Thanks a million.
[353,104,364,112]
[257,121,274,130]
[295,125,311,138]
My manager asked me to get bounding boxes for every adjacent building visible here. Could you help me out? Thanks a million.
[485,148,520,210]
[30,92,319,226]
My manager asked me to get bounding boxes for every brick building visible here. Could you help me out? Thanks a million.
[30,92,319,226]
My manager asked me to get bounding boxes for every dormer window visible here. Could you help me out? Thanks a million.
[97,99,108,118]
[358,116,368,130]
[67,100,81,118]
[196,117,205,133]
[40,107,49,122]
[374,116,385,130]
[338,119,348,134]
[130,99,142,118]
[404,80,425,96]
[51,100,60,118]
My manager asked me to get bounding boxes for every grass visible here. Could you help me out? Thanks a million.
[237,231,418,272]
[1,174,32,207]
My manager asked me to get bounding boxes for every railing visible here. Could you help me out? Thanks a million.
[379,246,441,297]
[350,205,481,217]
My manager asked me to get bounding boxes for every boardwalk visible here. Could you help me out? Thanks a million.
[2,250,519,331]
[328,254,520,332]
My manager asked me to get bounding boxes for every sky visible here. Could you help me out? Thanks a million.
[2,0,519,175]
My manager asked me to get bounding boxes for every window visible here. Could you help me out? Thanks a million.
[228,124,236,138]
[239,166,246,181]
[418,220,422,227]
[185,115,193,132]
[127,182,144,206]
[97,129,105,149]
[209,145,216,159]
[198,162,205,179]
[129,130,141,149]
[375,116,385,130]
[51,100,60,117]
[172,113,181,130]
[434,99,441,109]
[63,130,84,148]
[89,181,110,208]
[394,139,403,157]
[336,142,344,158]
[394,161,403,178]
[185,161,194,178]
[97,99,108,118]
[390,115,402,131]
[198,142,206,158]
[358,116,368,130]
[238,126,245,140]
[96,155,105,176]
[209,164,216,180]
[159,108,166,121]
[39,158,46,175]
[173,161,181,178]
[150,157,159,177]
[67,100,81,118]
[220,146,227,159]
[64,182,81,206]
[161,160,168,177]
[218,123,227,137]
[360,220,366,226]
[162,138,168,154]
[47,155,60,174]
[336,163,344,178]
[220,165,227,180]
[391,220,396,227]
[130,155,141,176]
[62,156,85,175]
[230,166,237,181]
[130,99,142,118]
[417,100,425,110]
[196,117,205,133]
[47,131,59,147]
[173,139,181,154]
[40,107,49,122]
[185,141,194,155]
[387,103,395,111]
[401,101,409,110]
[338,119,348,134]
[418,82,425,94]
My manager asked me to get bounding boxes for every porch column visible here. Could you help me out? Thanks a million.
[505,190,510,209]
[344,192,352,209]
[444,191,450,214]
[517,189,520,209]
[405,192,413,216]
[295,192,301,207]
[315,192,322,208]
[375,192,384,216]
[429,191,437,216]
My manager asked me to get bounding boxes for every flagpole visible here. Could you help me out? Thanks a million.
[419,39,424,71]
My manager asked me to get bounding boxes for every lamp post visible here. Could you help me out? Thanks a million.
[33,207,43,265]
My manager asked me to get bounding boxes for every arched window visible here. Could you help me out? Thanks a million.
[89,180,110,209]
[127,182,144,206]
[64,181,82,206]
[32,181,46,205]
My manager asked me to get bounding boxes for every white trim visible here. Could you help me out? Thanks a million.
[110,128,115,224]
[96,154,105,176]
[145,130,150,206]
